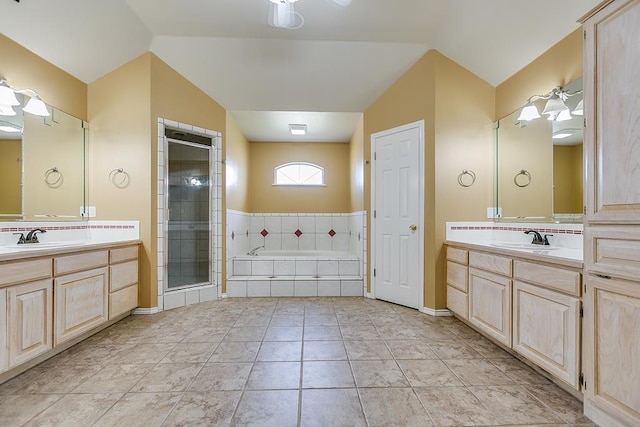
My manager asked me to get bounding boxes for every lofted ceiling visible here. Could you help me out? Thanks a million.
[0,0,601,142]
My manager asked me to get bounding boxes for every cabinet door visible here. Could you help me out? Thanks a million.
[54,267,109,346]
[513,281,580,389]
[468,267,512,347]
[584,275,640,426]
[0,288,7,373]
[584,0,640,223]
[7,279,53,368]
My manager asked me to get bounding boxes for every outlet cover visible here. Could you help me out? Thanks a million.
[487,207,502,218]
[80,206,97,218]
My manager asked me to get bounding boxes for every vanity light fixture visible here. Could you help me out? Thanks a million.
[289,123,307,135]
[517,86,582,122]
[0,79,50,117]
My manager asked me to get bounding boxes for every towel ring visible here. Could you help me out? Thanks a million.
[44,167,62,186]
[109,168,129,188]
[457,169,476,187]
[514,169,532,187]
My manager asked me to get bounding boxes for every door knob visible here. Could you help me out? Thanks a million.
[409,224,417,231]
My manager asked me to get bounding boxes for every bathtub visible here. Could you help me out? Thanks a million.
[228,250,363,297]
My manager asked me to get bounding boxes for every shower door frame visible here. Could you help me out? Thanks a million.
[164,136,214,292]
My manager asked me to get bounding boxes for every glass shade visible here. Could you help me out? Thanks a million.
[23,96,50,116]
[517,103,541,121]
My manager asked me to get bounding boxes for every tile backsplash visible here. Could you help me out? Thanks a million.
[0,220,139,246]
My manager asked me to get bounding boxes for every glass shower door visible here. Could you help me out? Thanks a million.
[166,139,211,289]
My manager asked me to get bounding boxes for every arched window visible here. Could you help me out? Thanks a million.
[274,162,325,186]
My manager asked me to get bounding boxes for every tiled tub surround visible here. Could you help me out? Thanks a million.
[446,222,583,261]
[0,220,139,248]
[226,211,366,298]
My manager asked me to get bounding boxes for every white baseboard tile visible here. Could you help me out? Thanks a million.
[221,293,228,299]
[132,307,160,315]
[365,292,374,299]
[420,306,453,317]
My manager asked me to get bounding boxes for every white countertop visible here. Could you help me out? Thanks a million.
[0,239,141,262]
[445,239,583,269]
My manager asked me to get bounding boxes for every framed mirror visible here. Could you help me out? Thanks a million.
[0,94,86,221]
[495,77,583,223]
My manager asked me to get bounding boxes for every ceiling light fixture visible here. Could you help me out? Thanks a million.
[289,124,307,135]
[267,0,352,30]
[0,78,50,117]
[517,86,582,122]
[0,124,22,133]
[552,129,579,139]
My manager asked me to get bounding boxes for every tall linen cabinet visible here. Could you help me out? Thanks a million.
[580,0,640,425]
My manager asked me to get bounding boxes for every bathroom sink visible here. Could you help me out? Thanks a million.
[2,241,88,251]
[490,242,559,251]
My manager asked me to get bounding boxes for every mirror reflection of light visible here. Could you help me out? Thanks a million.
[190,178,202,186]
[226,161,238,189]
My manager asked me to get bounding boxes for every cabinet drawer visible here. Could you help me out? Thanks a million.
[447,286,468,320]
[0,258,51,287]
[585,226,640,283]
[447,261,468,292]
[110,245,138,264]
[469,251,512,276]
[514,261,581,296]
[54,250,108,276]
[109,284,138,319]
[110,260,138,292]
[447,246,468,265]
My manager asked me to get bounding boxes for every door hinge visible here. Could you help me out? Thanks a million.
[374,152,377,161]
[584,283,587,294]
[374,210,377,219]
[584,118,587,128]
[580,305,584,318]
[373,268,376,277]
[583,205,586,215]
[579,372,586,390]
[583,30,586,40]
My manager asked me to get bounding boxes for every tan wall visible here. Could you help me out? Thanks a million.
[0,139,22,216]
[0,33,86,120]
[88,54,153,307]
[349,115,365,212]
[249,142,350,213]
[495,29,583,121]
[497,116,554,218]
[364,50,494,310]
[23,110,85,219]
[553,144,583,213]
[225,113,250,212]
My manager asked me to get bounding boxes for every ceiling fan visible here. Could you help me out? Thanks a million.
[267,0,353,30]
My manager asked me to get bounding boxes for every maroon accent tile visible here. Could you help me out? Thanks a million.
[328,229,336,237]
[261,229,269,237]
[295,229,303,237]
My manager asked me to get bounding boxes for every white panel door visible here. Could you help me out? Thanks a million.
[373,123,422,308]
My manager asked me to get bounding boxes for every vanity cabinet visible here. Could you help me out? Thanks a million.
[108,245,139,319]
[0,289,6,373]
[446,247,469,319]
[581,0,640,424]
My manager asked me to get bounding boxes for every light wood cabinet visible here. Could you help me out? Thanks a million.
[0,288,6,373]
[54,267,109,346]
[513,280,580,389]
[581,0,640,424]
[446,246,469,319]
[7,279,53,368]
[108,245,139,319]
[468,267,512,347]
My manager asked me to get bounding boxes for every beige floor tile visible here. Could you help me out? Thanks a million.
[412,325,455,341]
[0,394,63,426]
[489,357,553,385]
[15,365,104,394]
[246,361,301,390]
[397,359,463,387]
[351,360,410,388]
[23,393,122,427]
[302,340,347,361]
[464,336,513,358]
[263,326,303,341]
[270,314,305,326]
[162,391,242,426]
[233,313,272,326]
[224,326,267,341]
[302,360,355,388]
[181,326,229,343]
[73,364,154,393]
[109,343,176,364]
[304,314,338,326]
[386,339,439,360]
[344,340,393,360]
[336,313,373,325]
[257,341,302,361]
[376,325,420,340]
[303,325,342,340]
[360,388,433,426]
[64,344,128,365]
[414,386,498,426]
[445,358,517,386]
[301,388,366,427]
[340,325,381,340]
[189,363,252,391]
[160,342,219,363]
[468,385,564,425]
[208,341,260,362]
[0,367,47,395]
[231,390,298,427]
[92,392,182,427]
[429,340,483,359]
[130,363,203,392]
[525,384,592,424]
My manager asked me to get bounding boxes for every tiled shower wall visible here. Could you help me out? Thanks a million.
[226,211,367,278]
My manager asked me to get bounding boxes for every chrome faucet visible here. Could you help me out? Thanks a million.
[524,229,550,246]
[247,245,264,256]
[23,228,46,244]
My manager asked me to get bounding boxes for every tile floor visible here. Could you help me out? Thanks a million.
[0,297,595,426]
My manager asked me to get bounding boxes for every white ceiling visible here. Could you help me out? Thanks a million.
[0,0,601,142]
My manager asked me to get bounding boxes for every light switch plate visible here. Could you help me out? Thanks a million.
[80,206,97,218]
[487,207,502,218]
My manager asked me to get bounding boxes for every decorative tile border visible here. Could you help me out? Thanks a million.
[449,225,583,235]
[0,224,135,233]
